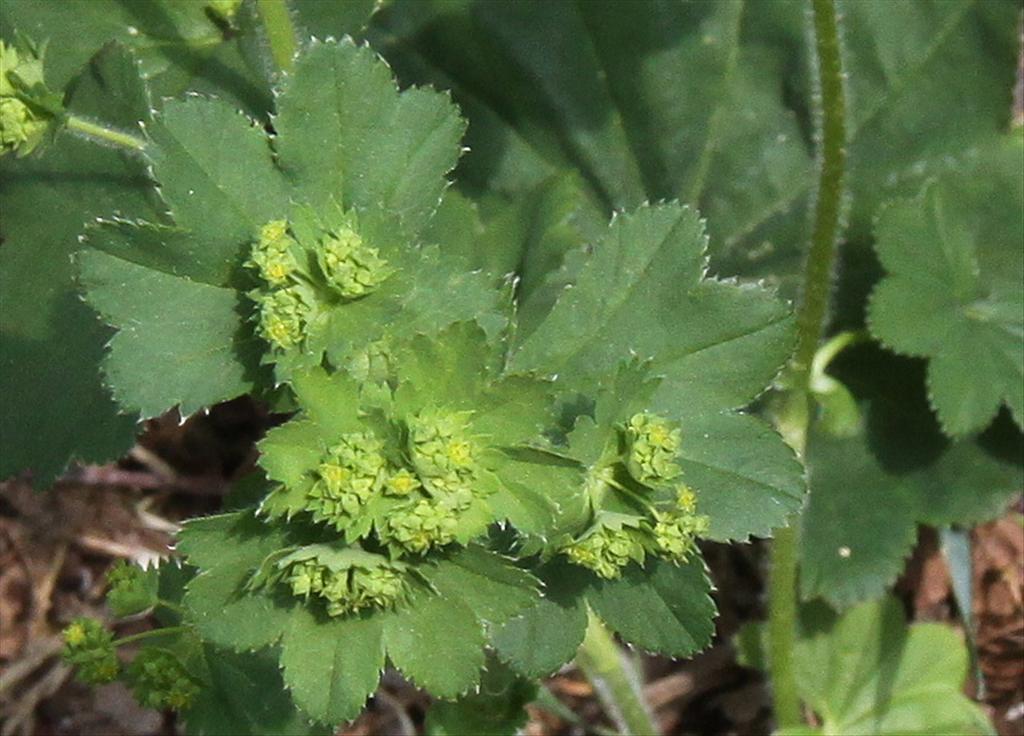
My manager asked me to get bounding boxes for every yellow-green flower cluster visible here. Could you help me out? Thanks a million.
[62,617,119,684]
[625,412,682,484]
[307,432,388,527]
[562,523,646,580]
[247,215,392,353]
[254,285,310,350]
[281,555,409,616]
[385,494,466,554]
[126,649,199,711]
[317,223,391,299]
[248,220,312,350]
[563,416,708,578]
[249,220,300,286]
[408,409,479,493]
[295,411,485,556]
[0,39,50,156]
[653,486,709,561]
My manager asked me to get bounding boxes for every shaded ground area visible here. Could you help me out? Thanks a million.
[0,402,1021,736]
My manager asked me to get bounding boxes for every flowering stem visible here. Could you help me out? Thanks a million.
[768,0,848,729]
[256,0,298,74]
[575,610,660,736]
[112,625,191,648]
[65,115,147,153]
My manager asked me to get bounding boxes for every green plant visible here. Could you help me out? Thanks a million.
[3,0,1021,734]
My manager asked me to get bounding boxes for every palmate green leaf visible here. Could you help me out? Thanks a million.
[280,607,386,726]
[80,39,502,417]
[802,600,993,735]
[867,134,1024,436]
[156,563,323,736]
[77,246,268,419]
[493,556,715,677]
[425,653,538,736]
[370,0,745,209]
[800,345,1023,608]
[511,202,803,541]
[0,0,379,480]
[184,645,328,736]
[0,43,156,484]
[372,0,1018,308]
[274,39,466,235]
[739,598,994,735]
[178,510,541,725]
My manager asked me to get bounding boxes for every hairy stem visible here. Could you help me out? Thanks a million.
[768,0,848,729]
[65,115,147,153]
[256,0,298,74]
[575,611,660,736]
[112,625,191,648]
[792,0,849,379]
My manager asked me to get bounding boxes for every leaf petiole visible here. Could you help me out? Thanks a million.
[65,114,147,153]
[575,610,660,736]
[256,0,298,74]
[112,625,191,648]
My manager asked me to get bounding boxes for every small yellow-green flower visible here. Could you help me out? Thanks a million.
[385,467,422,496]
[307,432,387,525]
[0,39,51,156]
[387,498,459,554]
[317,224,391,299]
[625,412,682,485]
[255,285,309,350]
[407,409,480,493]
[562,523,645,579]
[248,219,300,286]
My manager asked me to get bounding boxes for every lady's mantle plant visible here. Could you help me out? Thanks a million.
[50,33,805,730]
[0,1,1014,733]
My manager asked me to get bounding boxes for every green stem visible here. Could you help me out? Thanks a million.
[768,0,848,730]
[65,115,147,153]
[256,0,298,74]
[768,524,802,728]
[575,611,660,736]
[792,0,849,379]
[112,625,191,648]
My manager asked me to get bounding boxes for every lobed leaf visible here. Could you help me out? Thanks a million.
[867,134,1024,436]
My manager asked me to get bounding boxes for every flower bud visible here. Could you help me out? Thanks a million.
[317,224,391,299]
[106,559,157,617]
[126,648,199,711]
[0,39,51,157]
